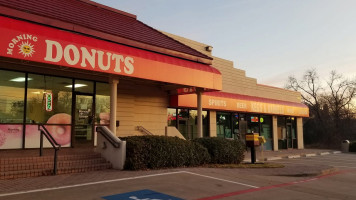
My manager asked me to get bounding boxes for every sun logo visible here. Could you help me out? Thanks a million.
[18,41,35,57]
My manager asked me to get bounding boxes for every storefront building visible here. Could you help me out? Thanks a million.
[0,0,221,149]
[0,0,308,152]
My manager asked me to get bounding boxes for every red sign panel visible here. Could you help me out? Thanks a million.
[0,16,222,90]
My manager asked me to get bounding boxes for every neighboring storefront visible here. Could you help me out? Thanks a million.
[164,33,309,151]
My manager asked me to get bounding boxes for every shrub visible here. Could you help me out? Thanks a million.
[193,137,246,164]
[349,141,356,152]
[122,136,210,170]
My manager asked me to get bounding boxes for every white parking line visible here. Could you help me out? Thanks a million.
[183,171,258,188]
[0,171,258,197]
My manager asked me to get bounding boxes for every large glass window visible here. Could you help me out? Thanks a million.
[0,70,25,149]
[169,108,208,139]
[74,79,94,94]
[0,70,25,123]
[216,112,232,138]
[260,115,273,150]
[25,74,72,148]
[189,110,208,139]
[247,114,260,134]
[95,82,110,126]
[26,74,72,123]
[277,116,287,149]
[167,108,177,127]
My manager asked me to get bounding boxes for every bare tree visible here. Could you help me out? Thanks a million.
[324,71,356,128]
[285,68,324,122]
[285,69,356,147]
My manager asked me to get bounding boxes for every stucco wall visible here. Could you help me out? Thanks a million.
[163,32,302,104]
[115,80,168,137]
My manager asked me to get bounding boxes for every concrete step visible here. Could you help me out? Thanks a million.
[0,152,112,180]
[0,153,102,165]
[0,162,112,180]
[0,157,107,172]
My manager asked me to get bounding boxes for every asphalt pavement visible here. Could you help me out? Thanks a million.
[0,151,355,200]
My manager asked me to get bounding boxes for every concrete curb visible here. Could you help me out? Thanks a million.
[286,155,301,159]
[262,150,341,161]
[303,153,317,157]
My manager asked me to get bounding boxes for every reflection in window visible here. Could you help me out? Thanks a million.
[0,70,25,123]
[95,82,110,125]
[170,109,209,139]
[74,79,94,94]
[247,115,259,134]
[167,108,177,127]
[26,74,72,124]
[260,115,273,150]
[216,112,232,138]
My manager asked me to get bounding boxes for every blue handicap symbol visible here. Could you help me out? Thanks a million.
[102,189,184,200]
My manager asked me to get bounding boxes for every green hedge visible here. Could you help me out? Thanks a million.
[122,136,210,170]
[122,136,246,170]
[349,141,356,152]
[193,137,246,164]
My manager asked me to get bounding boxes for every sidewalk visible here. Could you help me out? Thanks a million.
[244,148,341,162]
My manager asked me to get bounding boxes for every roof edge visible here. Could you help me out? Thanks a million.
[78,0,137,19]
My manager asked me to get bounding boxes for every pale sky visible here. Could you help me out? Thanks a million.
[93,0,356,88]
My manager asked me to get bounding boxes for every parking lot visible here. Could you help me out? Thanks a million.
[0,153,355,200]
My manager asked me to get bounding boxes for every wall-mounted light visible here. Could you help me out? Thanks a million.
[205,46,213,52]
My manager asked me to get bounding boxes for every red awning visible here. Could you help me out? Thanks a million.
[170,91,309,117]
[0,16,222,90]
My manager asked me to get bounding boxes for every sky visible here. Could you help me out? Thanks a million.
[93,0,356,88]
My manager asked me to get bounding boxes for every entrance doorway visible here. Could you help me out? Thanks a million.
[73,94,94,147]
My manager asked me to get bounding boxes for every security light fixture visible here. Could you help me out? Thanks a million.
[205,46,213,52]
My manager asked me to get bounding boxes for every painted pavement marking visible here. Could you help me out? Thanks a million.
[195,170,351,200]
[0,171,258,197]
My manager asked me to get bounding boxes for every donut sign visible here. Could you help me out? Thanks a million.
[45,92,53,112]
[0,16,222,91]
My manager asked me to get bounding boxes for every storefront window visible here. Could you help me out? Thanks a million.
[26,74,72,123]
[167,108,177,127]
[0,70,25,149]
[173,109,208,139]
[74,79,94,94]
[247,114,260,134]
[189,110,208,139]
[260,115,273,150]
[277,116,287,149]
[178,109,189,139]
[95,82,110,126]
[277,116,297,149]
[25,74,72,148]
[216,112,232,138]
[0,70,25,123]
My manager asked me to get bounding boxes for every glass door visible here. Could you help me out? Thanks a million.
[287,124,293,149]
[73,94,94,146]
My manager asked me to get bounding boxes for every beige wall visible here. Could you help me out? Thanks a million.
[209,111,217,137]
[297,117,304,149]
[115,80,168,137]
[163,32,302,104]
[272,116,278,151]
